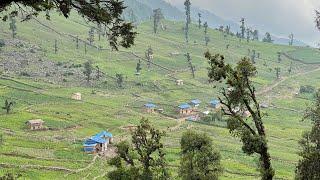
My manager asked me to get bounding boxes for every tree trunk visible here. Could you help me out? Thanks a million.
[260,143,274,180]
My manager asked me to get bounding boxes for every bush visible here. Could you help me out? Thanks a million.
[300,85,315,94]
[19,72,30,77]
[0,39,5,48]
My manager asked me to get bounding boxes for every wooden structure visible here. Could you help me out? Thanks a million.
[26,119,45,130]
[71,93,82,100]
[83,131,113,154]
[178,103,192,115]
[144,103,156,113]
[176,79,184,86]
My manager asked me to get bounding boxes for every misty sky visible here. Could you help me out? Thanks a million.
[166,0,320,46]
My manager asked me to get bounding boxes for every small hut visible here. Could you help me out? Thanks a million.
[71,93,82,100]
[144,103,157,113]
[210,99,221,109]
[26,119,45,130]
[178,103,192,115]
[83,131,113,154]
[190,99,201,108]
[176,79,184,86]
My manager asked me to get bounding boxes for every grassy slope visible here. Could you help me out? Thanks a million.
[0,11,319,179]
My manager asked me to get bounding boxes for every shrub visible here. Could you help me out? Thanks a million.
[300,85,315,94]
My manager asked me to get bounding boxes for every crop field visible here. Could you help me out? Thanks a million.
[0,10,319,179]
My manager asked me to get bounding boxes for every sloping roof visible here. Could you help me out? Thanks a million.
[26,119,44,124]
[83,139,98,146]
[190,99,201,105]
[95,131,113,138]
[90,135,106,144]
[210,99,220,105]
[144,103,156,108]
[178,103,191,109]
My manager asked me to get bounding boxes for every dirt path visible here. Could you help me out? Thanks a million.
[257,66,320,95]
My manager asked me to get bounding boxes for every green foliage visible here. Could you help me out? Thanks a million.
[186,53,195,78]
[116,73,124,88]
[9,15,17,39]
[0,39,5,48]
[88,27,94,45]
[202,111,223,123]
[295,90,320,179]
[0,0,136,50]
[2,100,14,114]
[83,61,93,83]
[153,9,164,34]
[289,33,294,46]
[205,51,274,179]
[263,32,273,43]
[184,0,191,43]
[240,18,245,39]
[300,85,315,94]
[198,13,202,29]
[136,61,142,74]
[179,131,222,180]
[108,119,169,180]
[0,173,21,180]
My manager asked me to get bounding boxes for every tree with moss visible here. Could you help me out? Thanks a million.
[108,119,169,180]
[179,131,222,180]
[9,15,17,39]
[295,89,320,179]
[206,52,274,179]
[153,8,163,34]
[2,100,14,114]
[0,0,136,50]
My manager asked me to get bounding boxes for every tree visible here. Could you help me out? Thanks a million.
[262,32,273,43]
[145,46,153,70]
[206,52,274,179]
[240,18,245,39]
[2,100,14,114]
[225,25,230,35]
[186,53,195,78]
[0,0,136,50]
[316,10,320,31]
[203,22,208,35]
[0,39,5,52]
[289,33,294,46]
[184,0,191,43]
[108,119,169,180]
[54,39,58,54]
[252,30,259,41]
[275,67,281,79]
[205,36,210,46]
[9,15,17,38]
[88,27,94,45]
[116,73,124,88]
[288,62,293,74]
[153,9,163,34]
[198,13,202,29]
[251,50,256,64]
[135,60,142,75]
[295,89,320,179]
[246,28,251,43]
[179,131,222,180]
[96,66,102,80]
[83,61,93,83]
[277,52,281,63]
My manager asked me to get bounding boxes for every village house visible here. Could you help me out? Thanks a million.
[210,99,221,109]
[83,131,113,154]
[176,79,184,86]
[71,92,82,100]
[26,119,45,130]
[144,103,157,113]
[178,103,192,115]
[190,99,201,108]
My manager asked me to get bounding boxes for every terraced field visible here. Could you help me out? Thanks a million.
[0,11,319,179]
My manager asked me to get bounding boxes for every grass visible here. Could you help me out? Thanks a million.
[0,10,319,179]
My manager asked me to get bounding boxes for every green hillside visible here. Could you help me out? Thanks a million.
[0,11,319,179]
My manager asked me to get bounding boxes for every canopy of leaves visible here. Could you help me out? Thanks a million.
[0,0,136,50]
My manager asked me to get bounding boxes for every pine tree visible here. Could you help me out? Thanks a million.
[240,18,245,39]
[145,46,153,70]
[54,39,58,54]
[246,28,251,43]
[88,27,94,45]
[275,67,281,79]
[289,33,294,46]
[206,52,275,179]
[186,53,195,78]
[116,73,124,88]
[83,61,93,83]
[135,60,142,75]
[153,9,163,34]
[184,0,191,43]
[263,32,273,43]
[295,89,320,179]
[252,30,259,41]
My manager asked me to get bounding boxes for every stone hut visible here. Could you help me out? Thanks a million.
[71,93,82,100]
[26,119,45,130]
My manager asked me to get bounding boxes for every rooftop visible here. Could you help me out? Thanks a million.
[144,103,156,108]
[26,119,44,124]
[178,103,191,109]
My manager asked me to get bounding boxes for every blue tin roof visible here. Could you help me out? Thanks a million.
[144,103,156,108]
[95,131,113,138]
[190,99,201,105]
[178,103,191,109]
[210,99,220,105]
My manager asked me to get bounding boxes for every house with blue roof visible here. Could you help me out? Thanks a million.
[178,103,192,115]
[83,131,113,154]
[210,99,221,109]
[144,103,157,113]
[190,99,201,108]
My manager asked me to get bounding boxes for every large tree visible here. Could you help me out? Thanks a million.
[0,0,136,50]
[153,8,163,34]
[262,32,273,43]
[184,0,191,43]
[205,52,274,179]
[108,119,169,180]
[240,18,245,39]
[179,131,222,180]
[295,90,320,179]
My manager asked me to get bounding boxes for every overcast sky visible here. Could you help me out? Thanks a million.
[166,0,320,46]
